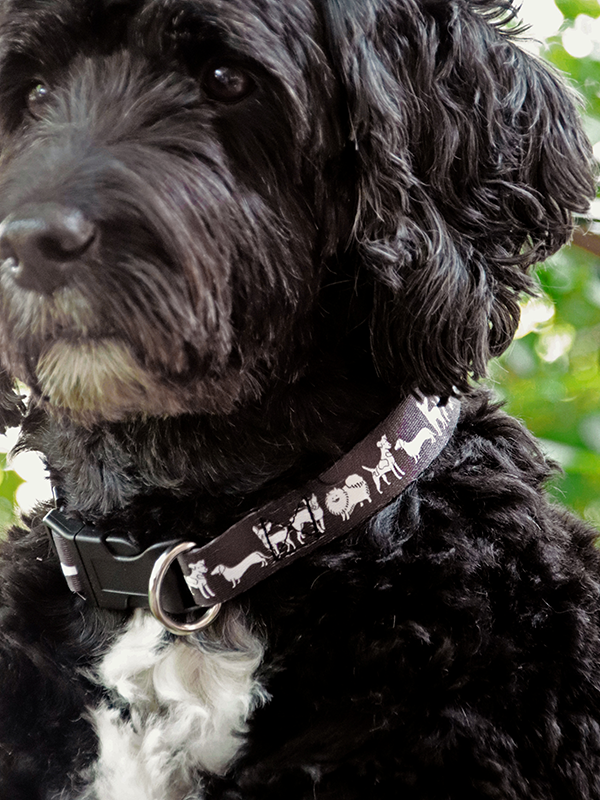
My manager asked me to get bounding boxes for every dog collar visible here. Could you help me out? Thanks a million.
[45,394,460,635]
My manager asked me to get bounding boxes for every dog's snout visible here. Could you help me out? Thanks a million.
[0,203,96,294]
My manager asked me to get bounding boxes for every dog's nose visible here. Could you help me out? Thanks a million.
[0,203,96,294]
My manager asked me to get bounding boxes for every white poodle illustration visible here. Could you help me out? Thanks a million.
[415,396,450,434]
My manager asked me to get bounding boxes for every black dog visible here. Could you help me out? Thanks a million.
[0,0,598,797]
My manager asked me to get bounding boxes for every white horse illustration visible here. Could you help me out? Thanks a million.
[252,521,296,556]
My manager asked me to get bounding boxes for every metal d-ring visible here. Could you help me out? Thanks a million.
[148,541,221,636]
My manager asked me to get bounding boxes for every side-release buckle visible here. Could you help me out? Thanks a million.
[44,507,193,613]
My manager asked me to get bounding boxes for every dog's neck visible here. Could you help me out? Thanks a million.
[46,392,460,618]
[29,368,399,542]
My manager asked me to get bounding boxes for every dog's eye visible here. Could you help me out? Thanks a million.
[201,64,255,103]
[26,83,51,119]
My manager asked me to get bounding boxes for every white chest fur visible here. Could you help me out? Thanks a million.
[82,608,268,800]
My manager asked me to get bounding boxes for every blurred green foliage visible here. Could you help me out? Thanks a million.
[490,0,600,527]
[491,246,600,526]
[0,450,22,532]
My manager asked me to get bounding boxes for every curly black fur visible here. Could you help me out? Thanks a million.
[0,0,598,797]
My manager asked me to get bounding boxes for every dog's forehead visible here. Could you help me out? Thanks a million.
[0,0,323,64]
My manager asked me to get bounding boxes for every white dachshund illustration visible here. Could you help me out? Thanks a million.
[289,495,326,543]
[363,435,405,494]
[210,551,269,588]
[253,521,296,556]
[395,428,436,462]
[325,474,371,521]
[184,559,216,599]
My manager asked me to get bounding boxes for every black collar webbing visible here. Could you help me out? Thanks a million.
[45,395,460,617]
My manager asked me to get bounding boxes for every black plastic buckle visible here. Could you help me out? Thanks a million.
[44,508,194,613]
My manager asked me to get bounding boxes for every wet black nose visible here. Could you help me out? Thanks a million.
[0,203,96,294]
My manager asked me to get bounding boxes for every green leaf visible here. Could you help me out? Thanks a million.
[0,496,15,534]
[554,0,600,20]
[0,468,23,504]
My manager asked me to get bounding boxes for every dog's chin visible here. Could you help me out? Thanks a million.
[36,340,174,423]
[34,340,248,424]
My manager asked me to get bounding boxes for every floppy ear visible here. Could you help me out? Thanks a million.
[0,369,25,434]
[323,0,596,396]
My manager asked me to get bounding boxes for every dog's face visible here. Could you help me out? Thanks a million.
[0,0,594,427]
[0,0,347,422]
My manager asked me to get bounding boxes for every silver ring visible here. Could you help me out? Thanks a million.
[148,541,221,636]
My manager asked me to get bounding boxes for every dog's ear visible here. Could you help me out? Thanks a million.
[0,370,25,434]
[323,0,596,396]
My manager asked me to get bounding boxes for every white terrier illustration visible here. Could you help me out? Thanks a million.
[363,435,405,494]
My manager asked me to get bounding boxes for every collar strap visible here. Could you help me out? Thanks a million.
[45,395,460,621]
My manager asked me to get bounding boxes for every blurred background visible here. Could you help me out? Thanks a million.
[0,0,599,531]
[488,0,600,528]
